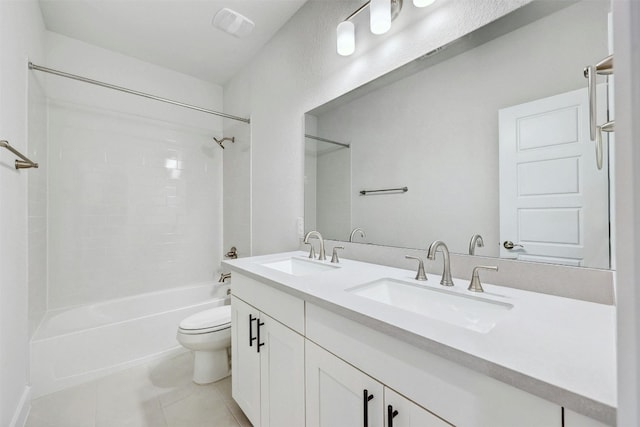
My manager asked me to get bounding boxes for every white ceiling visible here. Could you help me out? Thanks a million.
[38,0,308,85]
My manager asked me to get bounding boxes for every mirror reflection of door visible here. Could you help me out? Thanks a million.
[498,85,609,268]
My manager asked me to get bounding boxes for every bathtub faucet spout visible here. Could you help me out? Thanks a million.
[219,273,231,283]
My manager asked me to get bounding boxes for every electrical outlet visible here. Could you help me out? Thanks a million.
[297,217,304,238]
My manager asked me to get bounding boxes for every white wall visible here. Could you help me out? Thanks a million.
[316,144,351,240]
[0,1,45,425]
[222,75,252,260]
[614,0,640,425]
[44,33,225,309]
[304,114,318,233]
[311,0,608,254]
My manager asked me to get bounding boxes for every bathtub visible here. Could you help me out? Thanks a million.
[30,282,227,398]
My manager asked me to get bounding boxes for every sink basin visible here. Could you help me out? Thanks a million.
[260,257,340,276]
[347,278,513,333]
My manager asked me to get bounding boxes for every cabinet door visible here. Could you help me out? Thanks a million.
[260,313,305,427]
[231,297,261,426]
[564,408,610,427]
[306,340,384,427]
[384,388,453,427]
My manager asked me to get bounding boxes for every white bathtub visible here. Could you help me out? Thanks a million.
[30,282,227,398]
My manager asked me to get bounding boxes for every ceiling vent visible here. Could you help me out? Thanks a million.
[212,8,255,38]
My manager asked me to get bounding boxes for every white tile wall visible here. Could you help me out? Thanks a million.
[28,73,48,337]
[47,102,223,309]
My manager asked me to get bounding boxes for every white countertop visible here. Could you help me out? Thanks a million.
[223,251,616,424]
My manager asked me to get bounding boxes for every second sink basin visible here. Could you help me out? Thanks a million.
[260,257,340,276]
[348,278,513,333]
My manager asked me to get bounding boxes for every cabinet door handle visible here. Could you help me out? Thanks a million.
[387,405,398,427]
[256,318,265,353]
[249,314,257,347]
[363,389,374,427]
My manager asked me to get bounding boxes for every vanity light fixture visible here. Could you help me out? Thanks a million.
[337,0,435,56]
[370,0,392,35]
[413,0,436,7]
[337,21,356,56]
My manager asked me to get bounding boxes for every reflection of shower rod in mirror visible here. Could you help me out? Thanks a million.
[305,134,350,148]
[214,136,235,149]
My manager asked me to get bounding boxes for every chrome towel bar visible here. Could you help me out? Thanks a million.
[0,140,38,169]
[584,54,613,141]
[584,54,614,170]
[360,187,408,195]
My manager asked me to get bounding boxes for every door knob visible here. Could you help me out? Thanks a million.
[503,241,524,250]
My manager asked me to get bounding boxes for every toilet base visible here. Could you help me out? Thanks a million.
[192,347,231,384]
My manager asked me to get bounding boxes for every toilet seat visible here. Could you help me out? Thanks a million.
[179,305,231,335]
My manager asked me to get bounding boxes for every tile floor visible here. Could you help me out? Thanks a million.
[25,352,252,427]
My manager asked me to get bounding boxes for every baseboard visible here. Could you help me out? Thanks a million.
[9,385,31,427]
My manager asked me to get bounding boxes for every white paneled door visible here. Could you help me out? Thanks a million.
[499,86,609,268]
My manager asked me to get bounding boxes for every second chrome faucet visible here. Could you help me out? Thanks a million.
[427,240,454,286]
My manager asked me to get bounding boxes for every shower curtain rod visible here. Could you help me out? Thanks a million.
[28,62,250,124]
[304,134,350,148]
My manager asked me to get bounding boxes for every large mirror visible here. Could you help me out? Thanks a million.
[304,0,612,269]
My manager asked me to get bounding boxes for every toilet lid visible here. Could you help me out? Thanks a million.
[179,305,231,331]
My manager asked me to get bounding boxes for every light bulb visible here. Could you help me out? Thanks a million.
[337,21,355,56]
[370,0,391,35]
[413,0,436,7]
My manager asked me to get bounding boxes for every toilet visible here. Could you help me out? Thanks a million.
[176,305,232,384]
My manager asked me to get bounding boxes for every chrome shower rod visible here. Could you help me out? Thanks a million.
[304,134,350,148]
[28,62,250,124]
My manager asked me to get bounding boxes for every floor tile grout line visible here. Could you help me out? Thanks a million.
[159,399,171,427]
[27,354,245,427]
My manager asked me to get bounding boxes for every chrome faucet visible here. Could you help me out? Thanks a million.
[304,230,326,261]
[331,246,344,263]
[468,265,498,293]
[219,272,231,283]
[468,234,484,255]
[349,227,366,243]
[405,255,427,281]
[427,240,454,286]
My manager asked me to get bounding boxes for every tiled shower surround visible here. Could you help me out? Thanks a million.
[46,102,223,309]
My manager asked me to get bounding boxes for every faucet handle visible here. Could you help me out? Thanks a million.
[225,246,238,259]
[468,265,498,293]
[331,246,344,263]
[405,256,427,281]
[305,241,316,259]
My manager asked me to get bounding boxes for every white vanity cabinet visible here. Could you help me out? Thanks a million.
[231,273,305,427]
[306,303,562,427]
[231,296,261,423]
[225,255,615,427]
[306,340,453,427]
[305,339,384,427]
[385,388,453,427]
[564,409,610,427]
